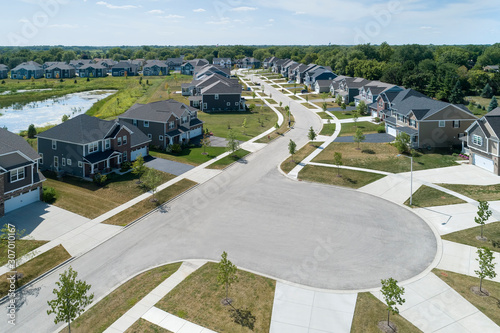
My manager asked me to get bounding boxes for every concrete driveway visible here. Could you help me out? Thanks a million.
[407,164,500,186]
[145,157,195,176]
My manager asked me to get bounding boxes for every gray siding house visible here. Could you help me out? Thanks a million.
[45,63,76,79]
[0,128,45,216]
[111,61,138,77]
[78,63,107,78]
[0,64,8,79]
[143,60,169,76]
[212,58,232,68]
[10,61,44,79]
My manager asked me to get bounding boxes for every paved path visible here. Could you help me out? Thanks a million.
[141,307,216,333]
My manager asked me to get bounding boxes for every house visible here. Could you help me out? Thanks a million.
[281,60,298,78]
[272,59,288,74]
[181,59,209,76]
[0,128,45,216]
[465,107,500,174]
[333,77,371,104]
[295,64,320,84]
[165,58,184,71]
[42,61,60,69]
[37,114,150,179]
[287,62,301,80]
[10,61,44,79]
[131,59,145,69]
[45,63,76,79]
[96,59,117,72]
[143,60,169,76]
[69,59,93,70]
[0,64,8,79]
[380,88,477,149]
[263,56,278,69]
[111,61,138,77]
[193,64,231,80]
[483,65,499,73]
[78,63,107,78]
[240,57,261,69]
[119,100,203,148]
[213,58,232,68]
[314,80,332,94]
[304,67,336,89]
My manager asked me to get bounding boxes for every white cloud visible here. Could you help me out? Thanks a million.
[193,8,206,12]
[148,9,164,14]
[96,1,139,10]
[48,24,79,29]
[293,11,306,15]
[268,19,275,22]
[164,14,185,19]
[207,19,230,25]
[419,26,432,30]
[230,6,257,12]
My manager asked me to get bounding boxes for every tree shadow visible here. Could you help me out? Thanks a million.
[361,149,376,154]
[13,284,41,311]
[229,307,256,330]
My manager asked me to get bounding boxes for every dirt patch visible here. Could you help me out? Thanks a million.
[378,320,398,332]
[471,286,491,297]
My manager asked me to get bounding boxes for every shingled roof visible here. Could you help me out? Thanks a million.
[120,100,197,123]
[0,128,40,161]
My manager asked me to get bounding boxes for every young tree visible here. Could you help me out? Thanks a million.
[322,102,328,112]
[333,152,343,176]
[321,92,328,103]
[475,200,492,240]
[217,251,238,305]
[226,130,240,155]
[335,95,342,106]
[241,118,247,135]
[131,155,147,183]
[341,102,347,110]
[381,278,405,329]
[308,126,317,142]
[27,124,37,139]
[143,168,162,202]
[394,132,411,154]
[481,83,493,99]
[201,131,211,155]
[475,247,497,294]
[61,115,69,122]
[305,94,309,103]
[352,110,359,128]
[252,91,256,99]
[356,101,367,116]
[353,128,365,149]
[47,267,94,333]
[288,139,297,162]
[488,96,498,112]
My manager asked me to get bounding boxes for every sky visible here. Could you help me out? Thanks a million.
[0,0,498,46]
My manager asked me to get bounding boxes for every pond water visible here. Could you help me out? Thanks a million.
[0,88,54,95]
[0,90,116,133]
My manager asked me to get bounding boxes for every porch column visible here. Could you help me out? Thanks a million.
[91,163,94,174]
[107,159,110,169]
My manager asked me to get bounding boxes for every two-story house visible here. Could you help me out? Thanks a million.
[119,100,204,148]
[45,63,76,79]
[0,64,8,79]
[78,63,107,78]
[465,107,500,174]
[37,115,150,179]
[333,77,371,104]
[95,59,117,73]
[111,61,138,77]
[187,75,245,113]
[0,128,45,216]
[212,58,232,69]
[10,61,44,80]
[240,57,261,69]
[181,59,209,76]
[193,64,231,80]
[143,60,169,76]
[304,67,336,89]
[165,58,183,71]
[69,59,93,70]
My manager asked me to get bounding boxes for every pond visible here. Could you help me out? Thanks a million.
[0,90,116,133]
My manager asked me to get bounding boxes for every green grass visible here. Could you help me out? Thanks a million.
[313,101,338,109]
[467,96,500,117]
[125,319,173,333]
[351,292,421,333]
[319,123,336,136]
[156,262,275,333]
[280,142,322,174]
[404,185,466,208]
[301,102,319,109]
[438,183,500,201]
[288,95,301,101]
[150,146,227,166]
[298,165,385,189]
[265,99,277,104]
[433,269,500,326]
[255,107,295,144]
[103,179,197,226]
[442,221,500,253]
[316,112,332,119]
[62,263,182,333]
[313,143,459,173]
[44,171,175,219]
[206,149,250,170]
[198,108,278,142]
[339,121,379,136]
[0,239,48,266]
[330,110,361,120]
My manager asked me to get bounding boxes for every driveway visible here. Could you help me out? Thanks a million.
[145,156,195,176]
[334,133,393,143]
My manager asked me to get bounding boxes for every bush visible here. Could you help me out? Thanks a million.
[377,125,386,133]
[349,102,355,107]
[1,80,5,84]
[27,124,37,138]
[93,173,107,186]
[171,143,182,154]
[374,117,380,123]
[165,144,172,153]
[42,187,57,203]
[394,132,411,153]
[492,239,500,248]
[120,161,132,172]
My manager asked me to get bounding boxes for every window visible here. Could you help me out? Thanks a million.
[439,120,445,128]
[148,134,152,139]
[203,103,207,109]
[235,102,239,106]
[62,158,66,166]
[215,94,219,100]
[453,120,460,128]
[10,167,25,182]
[133,119,137,126]
[78,161,83,168]
[473,134,483,146]
[226,102,231,106]
[159,135,164,141]
[117,137,122,146]
[122,151,127,162]
[144,121,149,127]
[123,136,127,144]
[52,140,57,150]
[169,121,175,129]
[105,139,111,150]
[67,158,72,166]
[409,119,416,127]
[54,156,59,168]
[39,153,43,164]
[89,142,99,153]
[182,116,188,124]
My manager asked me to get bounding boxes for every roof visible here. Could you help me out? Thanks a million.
[201,80,242,94]
[80,63,107,70]
[45,63,74,71]
[120,100,197,123]
[190,73,240,90]
[117,120,151,147]
[0,128,40,161]
[314,80,332,88]
[84,150,121,164]
[166,58,183,64]
[0,64,8,71]
[113,61,138,70]
[390,89,450,118]
[12,61,42,71]
[143,60,168,69]
[482,107,500,139]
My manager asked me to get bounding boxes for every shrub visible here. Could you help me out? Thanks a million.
[377,125,386,133]
[374,116,380,123]
[349,102,355,107]
[394,132,411,153]
[93,173,107,186]
[27,124,37,138]
[171,143,182,154]
[120,161,132,172]
[165,144,172,153]
[42,187,57,203]
[86,77,90,82]
[1,80,5,84]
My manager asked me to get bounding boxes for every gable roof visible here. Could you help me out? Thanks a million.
[201,80,241,94]
[113,61,138,70]
[143,60,168,69]
[314,80,332,88]
[0,128,40,161]
[80,63,107,70]
[12,61,43,71]
[481,107,500,139]
[45,63,75,71]
[120,100,197,123]
[0,64,8,71]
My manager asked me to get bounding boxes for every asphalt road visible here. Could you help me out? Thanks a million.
[3,72,437,332]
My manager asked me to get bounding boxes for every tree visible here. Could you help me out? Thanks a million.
[475,247,497,294]
[380,278,405,329]
[341,102,347,110]
[333,152,342,176]
[449,80,465,104]
[475,200,492,240]
[226,130,240,154]
[353,128,365,149]
[217,251,238,305]
[356,101,367,116]
[308,126,317,142]
[201,131,211,155]
[488,96,498,112]
[27,124,37,139]
[322,102,328,112]
[241,118,247,134]
[143,168,162,202]
[252,91,256,99]
[481,83,493,99]
[288,139,297,162]
[61,115,69,122]
[352,110,359,128]
[394,132,411,154]
[305,94,309,103]
[321,92,329,102]
[131,155,147,183]
[47,267,94,333]
[335,95,342,106]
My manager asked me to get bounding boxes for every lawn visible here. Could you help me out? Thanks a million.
[103,179,197,226]
[442,221,500,253]
[300,102,319,109]
[313,101,338,109]
[156,262,275,333]
[339,121,380,136]
[44,171,175,219]
[316,112,332,119]
[255,107,295,143]
[313,143,459,173]
[206,149,250,170]
[62,263,182,333]
[330,110,360,120]
[404,185,466,208]
[150,146,227,166]
[0,239,47,266]
[281,83,299,87]
[0,245,70,298]
[125,319,172,333]
[280,142,323,174]
[467,96,499,117]
[198,108,278,142]
[288,95,302,101]
[433,269,500,326]
[298,165,385,189]
[265,99,277,104]
[350,292,421,333]
[438,183,500,201]
[319,123,336,136]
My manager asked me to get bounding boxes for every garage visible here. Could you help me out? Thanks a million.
[387,125,397,137]
[190,127,203,138]
[4,188,40,214]
[131,146,148,161]
[473,154,494,173]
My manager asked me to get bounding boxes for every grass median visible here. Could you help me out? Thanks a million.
[442,222,500,253]
[404,185,466,208]
[438,183,500,202]
[280,142,323,174]
[206,149,250,170]
[299,165,385,189]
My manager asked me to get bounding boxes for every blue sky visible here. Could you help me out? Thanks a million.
[1,0,498,46]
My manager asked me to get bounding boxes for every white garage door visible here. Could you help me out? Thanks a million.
[371,109,378,117]
[387,125,397,137]
[5,188,40,214]
[131,147,148,161]
[190,127,203,138]
[474,154,494,173]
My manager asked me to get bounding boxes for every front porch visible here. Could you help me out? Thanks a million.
[83,151,122,178]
